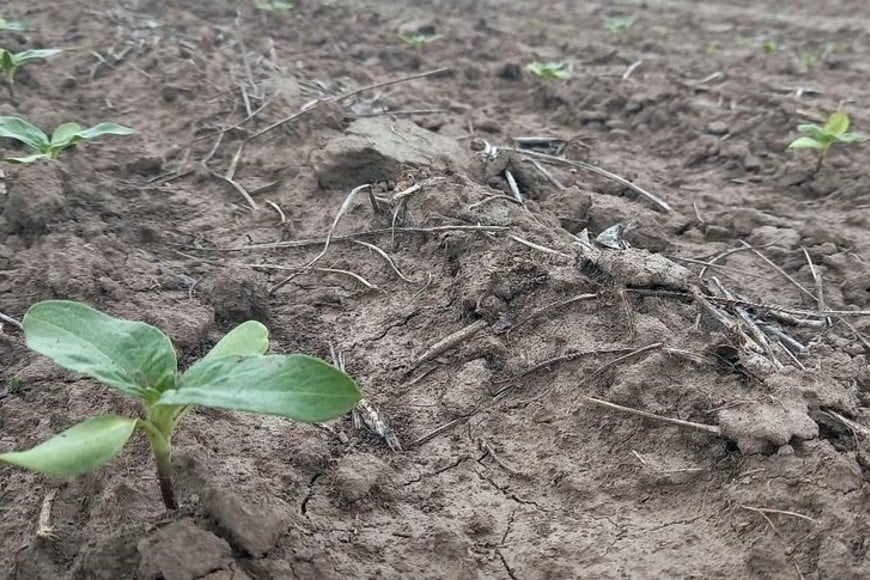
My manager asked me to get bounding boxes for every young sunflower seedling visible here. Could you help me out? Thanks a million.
[0,301,362,509]
[788,110,867,173]
[397,32,443,52]
[0,116,134,163]
[604,15,636,35]
[0,18,28,32]
[525,61,572,81]
[0,48,62,97]
[256,0,293,13]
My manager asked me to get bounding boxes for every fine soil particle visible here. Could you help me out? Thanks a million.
[2,1,870,579]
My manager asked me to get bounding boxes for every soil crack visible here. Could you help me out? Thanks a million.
[400,455,470,487]
[300,473,322,517]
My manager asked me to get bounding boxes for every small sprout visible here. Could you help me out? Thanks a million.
[706,42,719,55]
[256,0,293,13]
[788,110,867,172]
[0,18,28,32]
[0,301,362,509]
[525,61,572,81]
[762,40,779,54]
[604,15,636,34]
[7,377,22,396]
[0,116,134,163]
[0,48,63,95]
[799,53,818,70]
[397,32,443,51]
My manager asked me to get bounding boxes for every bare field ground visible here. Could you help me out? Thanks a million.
[2,1,870,578]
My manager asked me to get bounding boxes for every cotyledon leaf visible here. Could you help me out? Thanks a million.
[0,116,50,151]
[823,110,849,136]
[157,354,362,423]
[0,415,138,477]
[22,301,177,397]
[201,320,269,363]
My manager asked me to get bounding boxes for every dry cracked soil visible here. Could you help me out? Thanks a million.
[2,0,870,578]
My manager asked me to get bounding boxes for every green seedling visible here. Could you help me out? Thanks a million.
[0,18,28,32]
[0,301,362,509]
[0,116,134,163]
[604,15,636,34]
[799,53,818,70]
[256,0,293,13]
[788,110,867,172]
[0,48,63,95]
[7,377,22,396]
[762,40,779,54]
[397,32,442,51]
[525,61,572,81]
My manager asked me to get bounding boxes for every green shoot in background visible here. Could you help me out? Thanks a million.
[397,32,443,51]
[0,301,362,509]
[788,110,866,172]
[0,116,134,162]
[604,15,636,34]
[0,48,62,96]
[256,1,293,13]
[526,61,572,81]
[0,18,28,32]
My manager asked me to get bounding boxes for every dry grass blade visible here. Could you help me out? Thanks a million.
[412,319,489,369]
[740,505,817,524]
[503,147,673,213]
[248,68,450,141]
[586,342,664,383]
[411,417,467,448]
[208,169,259,211]
[0,310,23,331]
[36,488,60,539]
[581,396,722,435]
[506,292,599,336]
[352,240,416,283]
[353,399,402,451]
[270,183,372,294]
[739,241,816,302]
[699,240,782,280]
[504,169,523,204]
[507,234,570,257]
[800,247,832,327]
[492,345,644,392]
[204,225,510,252]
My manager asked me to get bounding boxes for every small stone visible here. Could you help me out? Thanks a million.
[126,155,163,176]
[137,519,232,580]
[333,453,392,502]
[201,569,253,580]
[706,121,729,135]
[205,489,292,558]
[312,117,469,190]
[498,63,521,80]
[200,267,270,324]
[704,225,732,242]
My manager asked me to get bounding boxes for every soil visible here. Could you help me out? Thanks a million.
[2,0,870,578]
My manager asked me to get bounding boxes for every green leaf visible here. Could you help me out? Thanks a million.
[75,122,135,141]
[22,300,177,397]
[50,122,83,148]
[157,354,362,423]
[201,321,269,363]
[788,136,825,150]
[0,116,49,151]
[836,132,868,144]
[824,110,849,136]
[11,48,63,66]
[0,49,13,69]
[0,19,29,31]
[796,124,827,141]
[0,415,137,477]
[5,152,49,163]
